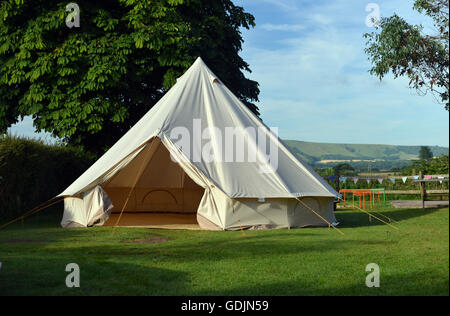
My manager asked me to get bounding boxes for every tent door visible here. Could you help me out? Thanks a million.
[102,138,205,228]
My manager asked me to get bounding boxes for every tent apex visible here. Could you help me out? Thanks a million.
[194,57,206,68]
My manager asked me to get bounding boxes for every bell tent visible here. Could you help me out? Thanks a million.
[59,58,339,230]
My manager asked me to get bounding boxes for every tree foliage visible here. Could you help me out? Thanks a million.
[0,0,260,154]
[419,145,434,160]
[364,0,449,110]
[332,163,356,176]
[402,154,449,175]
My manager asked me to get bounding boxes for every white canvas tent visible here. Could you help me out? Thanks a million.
[59,57,339,230]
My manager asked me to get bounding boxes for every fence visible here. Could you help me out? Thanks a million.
[324,172,449,206]
[414,172,449,209]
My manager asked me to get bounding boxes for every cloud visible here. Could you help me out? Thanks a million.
[260,24,306,32]
[309,13,334,26]
[239,0,449,146]
[257,0,301,13]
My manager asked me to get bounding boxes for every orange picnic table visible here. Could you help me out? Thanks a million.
[339,189,373,209]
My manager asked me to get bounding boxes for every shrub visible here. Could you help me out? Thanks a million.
[402,156,449,175]
[0,135,94,220]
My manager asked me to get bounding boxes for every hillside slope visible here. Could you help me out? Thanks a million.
[284,140,449,166]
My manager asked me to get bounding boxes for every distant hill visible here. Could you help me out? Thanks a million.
[284,140,449,170]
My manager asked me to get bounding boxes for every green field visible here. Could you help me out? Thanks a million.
[0,206,448,296]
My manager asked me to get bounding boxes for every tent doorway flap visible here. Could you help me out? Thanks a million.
[103,138,205,217]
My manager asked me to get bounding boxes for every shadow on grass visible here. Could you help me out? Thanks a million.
[0,255,189,296]
[336,207,444,228]
[1,227,395,266]
[0,224,106,244]
[0,208,448,296]
[1,253,447,296]
[0,210,403,265]
[0,206,62,230]
[189,270,449,296]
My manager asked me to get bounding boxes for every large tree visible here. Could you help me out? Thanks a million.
[0,0,260,154]
[364,0,449,110]
[419,146,434,160]
[333,163,356,176]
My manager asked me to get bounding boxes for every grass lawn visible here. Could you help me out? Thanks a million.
[0,206,448,296]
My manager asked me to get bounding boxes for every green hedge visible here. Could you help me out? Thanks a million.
[0,135,94,221]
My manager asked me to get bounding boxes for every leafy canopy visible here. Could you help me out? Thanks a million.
[403,154,449,175]
[364,0,449,110]
[333,163,356,176]
[419,145,434,160]
[0,0,260,154]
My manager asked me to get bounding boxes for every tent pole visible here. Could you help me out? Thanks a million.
[295,198,345,236]
[238,219,246,236]
[286,210,291,230]
[112,138,158,231]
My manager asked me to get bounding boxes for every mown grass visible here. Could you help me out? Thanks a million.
[0,206,448,296]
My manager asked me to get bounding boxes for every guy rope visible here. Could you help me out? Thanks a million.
[353,206,400,231]
[0,197,64,230]
[295,198,345,236]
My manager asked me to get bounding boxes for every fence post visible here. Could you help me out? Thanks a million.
[335,175,340,192]
[419,171,425,210]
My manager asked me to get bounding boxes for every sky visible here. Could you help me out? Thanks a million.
[9,0,450,147]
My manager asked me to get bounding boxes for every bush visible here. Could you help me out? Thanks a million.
[0,135,94,221]
[402,156,449,175]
